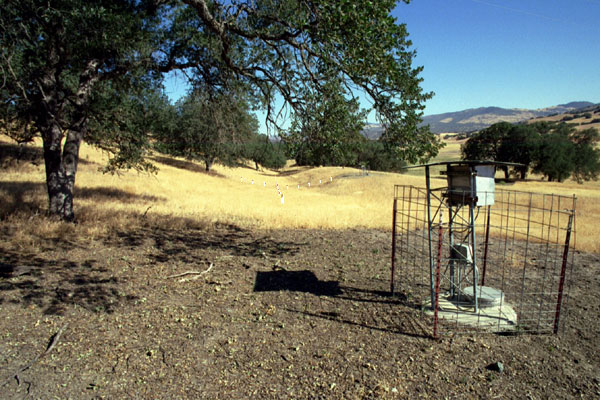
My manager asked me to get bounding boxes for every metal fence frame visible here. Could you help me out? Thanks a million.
[391,184,576,338]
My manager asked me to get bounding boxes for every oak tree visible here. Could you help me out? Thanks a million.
[284,76,367,167]
[161,89,259,171]
[2,0,441,220]
[1,0,163,220]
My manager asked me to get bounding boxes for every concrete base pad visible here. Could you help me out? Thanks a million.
[425,294,518,332]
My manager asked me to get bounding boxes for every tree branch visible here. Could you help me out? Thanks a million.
[1,323,69,387]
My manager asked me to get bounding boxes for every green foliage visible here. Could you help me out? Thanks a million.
[532,124,600,183]
[567,128,600,183]
[461,122,521,179]
[87,83,174,174]
[244,135,287,170]
[0,0,162,219]
[462,122,541,179]
[0,0,159,139]
[284,77,367,167]
[497,125,540,179]
[461,122,512,161]
[532,130,575,182]
[358,141,407,172]
[172,0,442,164]
[159,90,259,171]
[463,121,600,183]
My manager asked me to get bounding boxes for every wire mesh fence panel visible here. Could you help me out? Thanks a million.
[391,185,576,338]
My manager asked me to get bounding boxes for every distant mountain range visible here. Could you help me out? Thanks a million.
[421,101,596,134]
[362,101,597,137]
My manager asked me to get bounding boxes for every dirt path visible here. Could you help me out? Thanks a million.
[1,222,599,399]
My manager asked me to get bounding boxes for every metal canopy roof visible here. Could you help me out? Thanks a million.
[404,160,526,170]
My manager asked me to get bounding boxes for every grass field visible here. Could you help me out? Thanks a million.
[2,134,599,253]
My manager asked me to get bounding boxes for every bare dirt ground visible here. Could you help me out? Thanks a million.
[1,219,599,399]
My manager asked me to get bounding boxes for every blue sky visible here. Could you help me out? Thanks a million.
[396,0,600,115]
[163,0,600,122]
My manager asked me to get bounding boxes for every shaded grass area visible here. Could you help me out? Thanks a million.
[0,141,97,169]
[0,142,44,168]
[151,155,225,177]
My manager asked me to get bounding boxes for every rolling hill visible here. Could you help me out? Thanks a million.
[362,101,598,138]
[421,101,596,134]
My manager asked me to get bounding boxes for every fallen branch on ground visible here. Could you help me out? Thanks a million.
[1,323,69,387]
[142,205,152,218]
[166,263,214,282]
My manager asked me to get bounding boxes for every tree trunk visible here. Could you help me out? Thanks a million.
[501,166,510,181]
[519,167,527,180]
[42,125,82,221]
[205,157,213,171]
[41,60,96,221]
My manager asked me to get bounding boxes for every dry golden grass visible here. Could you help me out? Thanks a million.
[2,134,599,253]
[526,107,600,132]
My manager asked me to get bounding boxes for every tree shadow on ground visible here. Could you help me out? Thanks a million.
[0,181,46,214]
[108,219,305,265]
[0,181,167,216]
[253,269,430,338]
[0,142,43,167]
[151,156,225,177]
[0,142,95,168]
[75,186,166,204]
[270,165,312,177]
[0,252,138,315]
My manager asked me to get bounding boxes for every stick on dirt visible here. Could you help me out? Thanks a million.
[1,323,69,387]
[166,263,214,279]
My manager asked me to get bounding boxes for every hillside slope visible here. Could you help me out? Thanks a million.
[526,103,600,132]
[421,101,596,133]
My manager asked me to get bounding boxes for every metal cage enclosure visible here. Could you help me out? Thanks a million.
[391,183,576,338]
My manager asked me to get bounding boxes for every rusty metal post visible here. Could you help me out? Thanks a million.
[553,213,574,334]
[391,197,398,295]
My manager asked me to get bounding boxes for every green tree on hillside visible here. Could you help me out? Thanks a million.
[497,124,540,179]
[533,125,600,183]
[159,89,258,171]
[532,130,575,182]
[244,134,287,170]
[570,128,600,183]
[358,141,407,172]
[87,83,176,174]
[463,120,600,183]
[461,122,514,179]
[462,122,540,179]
